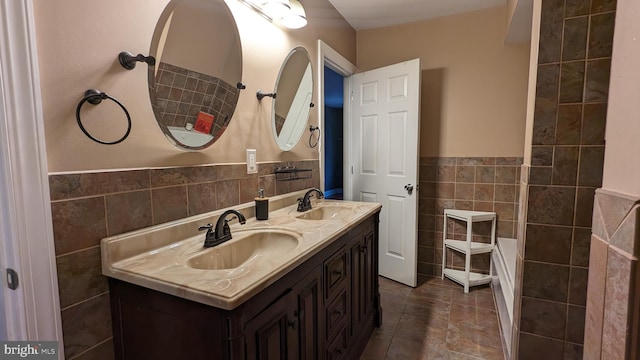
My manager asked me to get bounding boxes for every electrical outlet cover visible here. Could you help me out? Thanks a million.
[246,149,257,174]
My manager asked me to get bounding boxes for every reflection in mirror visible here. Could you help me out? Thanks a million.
[149,0,243,150]
[272,47,313,151]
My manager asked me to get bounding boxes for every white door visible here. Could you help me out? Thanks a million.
[348,59,421,287]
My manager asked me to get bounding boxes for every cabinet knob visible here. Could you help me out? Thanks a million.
[332,270,344,276]
[333,310,344,316]
[288,320,296,330]
[361,246,367,255]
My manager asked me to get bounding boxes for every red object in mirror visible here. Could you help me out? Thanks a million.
[194,111,214,134]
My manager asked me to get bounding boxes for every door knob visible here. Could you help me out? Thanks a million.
[404,184,414,195]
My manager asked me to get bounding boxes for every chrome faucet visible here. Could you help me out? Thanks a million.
[198,209,246,248]
[297,188,324,212]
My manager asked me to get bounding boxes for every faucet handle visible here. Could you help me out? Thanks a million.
[199,223,217,247]
[297,197,306,212]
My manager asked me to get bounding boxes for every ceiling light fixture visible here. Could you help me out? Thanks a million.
[280,0,307,29]
[237,0,308,29]
[261,0,291,19]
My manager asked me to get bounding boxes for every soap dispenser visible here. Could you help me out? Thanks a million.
[255,188,269,220]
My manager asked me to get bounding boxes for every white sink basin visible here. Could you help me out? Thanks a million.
[295,205,354,221]
[187,230,300,270]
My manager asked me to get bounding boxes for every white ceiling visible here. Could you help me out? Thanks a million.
[326,0,507,30]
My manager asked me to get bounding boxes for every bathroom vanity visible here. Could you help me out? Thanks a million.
[102,196,381,360]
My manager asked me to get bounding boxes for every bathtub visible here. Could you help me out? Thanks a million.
[492,237,516,357]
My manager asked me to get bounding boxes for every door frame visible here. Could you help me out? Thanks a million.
[0,0,64,347]
[316,40,357,199]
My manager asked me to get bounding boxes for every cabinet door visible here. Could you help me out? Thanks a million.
[351,228,376,334]
[245,290,298,360]
[362,229,375,317]
[349,238,364,333]
[294,266,322,360]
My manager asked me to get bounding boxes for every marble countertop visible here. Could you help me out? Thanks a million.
[101,195,381,310]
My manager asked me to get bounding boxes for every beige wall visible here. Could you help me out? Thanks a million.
[34,0,355,173]
[507,0,518,28]
[356,6,530,158]
[160,1,242,81]
[602,0,640,196]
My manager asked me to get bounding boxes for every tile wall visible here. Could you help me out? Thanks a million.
[514,0,616,358]
[584,190,640,359]
[417,156,522,277]
[49,160,319,359]
[152,62,239,135]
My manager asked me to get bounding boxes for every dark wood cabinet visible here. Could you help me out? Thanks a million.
[325,326,348,360]
[109,280,226,360]
[351,228,376,336]
[245,265,324,360]
[245,289,298,360]
[324,247,348,301]
[345,221,379,358]
[109,211,380,360]
[293,268,323,360]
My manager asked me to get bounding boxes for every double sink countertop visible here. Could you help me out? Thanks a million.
[101,193,381,310]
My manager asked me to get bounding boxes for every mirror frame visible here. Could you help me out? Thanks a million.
[148,0,243,151]
[271,46,314,151]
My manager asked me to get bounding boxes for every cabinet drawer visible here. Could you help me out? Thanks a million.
[325,325,348,360]
[324,248,347,300]
[325,289,347,340]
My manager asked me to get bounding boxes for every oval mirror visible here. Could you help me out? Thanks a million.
[271,47,313,151]
[149,0,243,150]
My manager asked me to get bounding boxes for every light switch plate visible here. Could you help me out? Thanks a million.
[246,149,257,174]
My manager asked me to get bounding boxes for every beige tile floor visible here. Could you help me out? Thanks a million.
[361,276,505,360]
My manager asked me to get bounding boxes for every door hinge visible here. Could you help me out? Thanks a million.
[6,268,18,290]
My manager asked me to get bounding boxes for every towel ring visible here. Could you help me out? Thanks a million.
[308,125,320,148]
[76,89,131,145]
